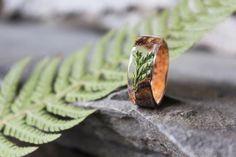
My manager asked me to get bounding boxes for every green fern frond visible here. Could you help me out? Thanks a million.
[31,58,60,102]
[54,55,75,94]
[26,111,85,132]
[0,0,235,156]
[3,120,61,144]
[0,56,96,156]
[0,134,37,157]
[0,58,30,115]
[125,24,140,56]
[106,28,127,67]
[11,58,49,113]
[46,99,96,118]
[70,45,90,82]
[90,31,114,72]
[132,51,154,89]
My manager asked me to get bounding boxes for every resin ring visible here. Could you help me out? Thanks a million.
[127,36,169,108]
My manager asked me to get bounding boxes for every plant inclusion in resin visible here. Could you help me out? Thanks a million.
[127,36,169,107]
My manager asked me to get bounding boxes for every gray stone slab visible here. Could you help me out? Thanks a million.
[56,89,236,157]
[55,53,236,157]
[27,142,94,157]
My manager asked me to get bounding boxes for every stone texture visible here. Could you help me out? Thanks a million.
[57,91,236,157]
[55,53,236,157]
[27,142,94,157]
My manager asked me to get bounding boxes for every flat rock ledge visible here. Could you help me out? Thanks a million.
[56,89,236,157]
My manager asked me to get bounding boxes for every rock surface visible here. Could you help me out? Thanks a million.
[54,53,236,157]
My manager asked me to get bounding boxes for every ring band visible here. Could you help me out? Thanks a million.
[127,36,169,108]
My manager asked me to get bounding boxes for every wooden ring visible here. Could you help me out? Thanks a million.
[127,36,169,108]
